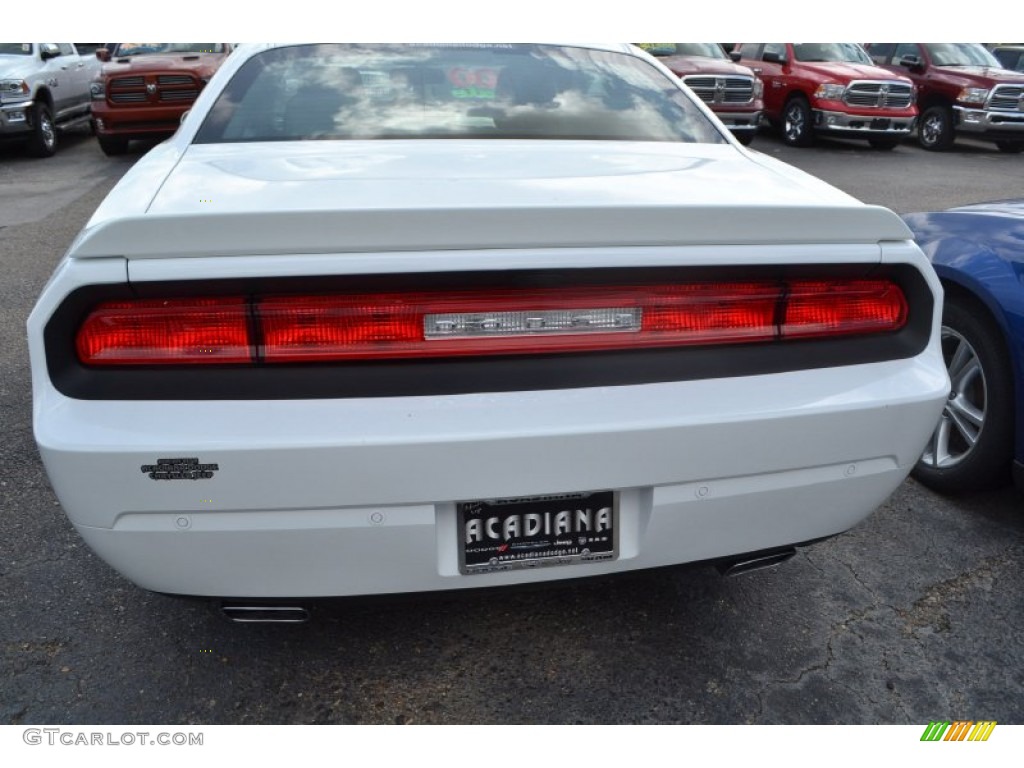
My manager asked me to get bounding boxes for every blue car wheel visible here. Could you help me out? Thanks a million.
[913,298,1015,493]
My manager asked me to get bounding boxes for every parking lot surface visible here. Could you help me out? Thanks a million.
[1,129,1022,724]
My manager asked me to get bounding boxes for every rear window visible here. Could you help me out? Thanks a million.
[194,44,726,144]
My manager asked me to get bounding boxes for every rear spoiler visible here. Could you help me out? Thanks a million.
[69,204,914,259]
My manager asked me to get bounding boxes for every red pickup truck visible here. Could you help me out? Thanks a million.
[864,43,1024,152]
[636,43,763,145]
[91,43,232,155]
[736,43,917,150]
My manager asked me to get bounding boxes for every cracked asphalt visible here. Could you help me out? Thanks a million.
[1,129,1022,725]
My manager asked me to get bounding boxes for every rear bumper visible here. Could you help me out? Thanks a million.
[37,357,948,597]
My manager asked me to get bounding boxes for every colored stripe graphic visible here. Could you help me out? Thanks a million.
[945,721,972,741]
[920,720,996,741]
[968,722,997,741]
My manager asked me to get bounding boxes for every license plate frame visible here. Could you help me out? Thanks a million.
[870,118,892,130]
[458,490,618,574]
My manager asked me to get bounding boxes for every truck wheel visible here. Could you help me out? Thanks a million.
[918,106,954,151]
[27,103,58,157]
[868,138,901,151]
[781,96,813,147]
[98,135,130,156]
[996,141,1024,154]
[912,298,1014,493]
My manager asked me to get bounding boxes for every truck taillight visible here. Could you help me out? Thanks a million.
[75,280,908,366]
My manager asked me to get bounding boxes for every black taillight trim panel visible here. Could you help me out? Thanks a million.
[44,264,934,400]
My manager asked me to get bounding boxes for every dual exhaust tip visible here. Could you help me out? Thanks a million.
[219,604,311,624]
[218,548,798,621]
[716,547,797,577]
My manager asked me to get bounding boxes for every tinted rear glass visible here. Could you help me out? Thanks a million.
[194,44,726,144]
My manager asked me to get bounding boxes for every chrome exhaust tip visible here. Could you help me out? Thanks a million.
[219,604,311,624]
[716,548,797,577]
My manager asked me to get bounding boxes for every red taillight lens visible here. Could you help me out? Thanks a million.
[640,283,778,343]
[257,285,780,361]
[783,280,908,339]
[74,280,909,366]
[259,294,424,362]
[76,298,251,365]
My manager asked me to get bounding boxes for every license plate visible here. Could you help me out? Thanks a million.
[871,118,891,130]
[458,491,617,574]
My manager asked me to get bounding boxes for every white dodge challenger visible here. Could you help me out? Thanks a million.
[28,44,949,617]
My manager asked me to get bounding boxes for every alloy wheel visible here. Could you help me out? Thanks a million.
[920,326,987,468]
[918,106,954,151]
[40,112,56,152]
[784,104,805,143]
[920,115,941,147]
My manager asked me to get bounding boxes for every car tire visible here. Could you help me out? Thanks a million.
[918,105,955,151]
[781,96,814,147]
[868,138,901,151]
[912,298,1014,493]
[98,135,130,156]
[996,141,1024,154]
[27,102,58,157]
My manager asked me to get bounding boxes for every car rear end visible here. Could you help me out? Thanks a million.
[28,44,949,601]
[28,192,949,598]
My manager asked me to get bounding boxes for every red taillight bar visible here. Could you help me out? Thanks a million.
[75,280,908,366]
[75,298,252,365]
[257,284,782,361]
[783,281,908,339]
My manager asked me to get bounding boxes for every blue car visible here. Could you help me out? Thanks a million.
[903,201,1024,493]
